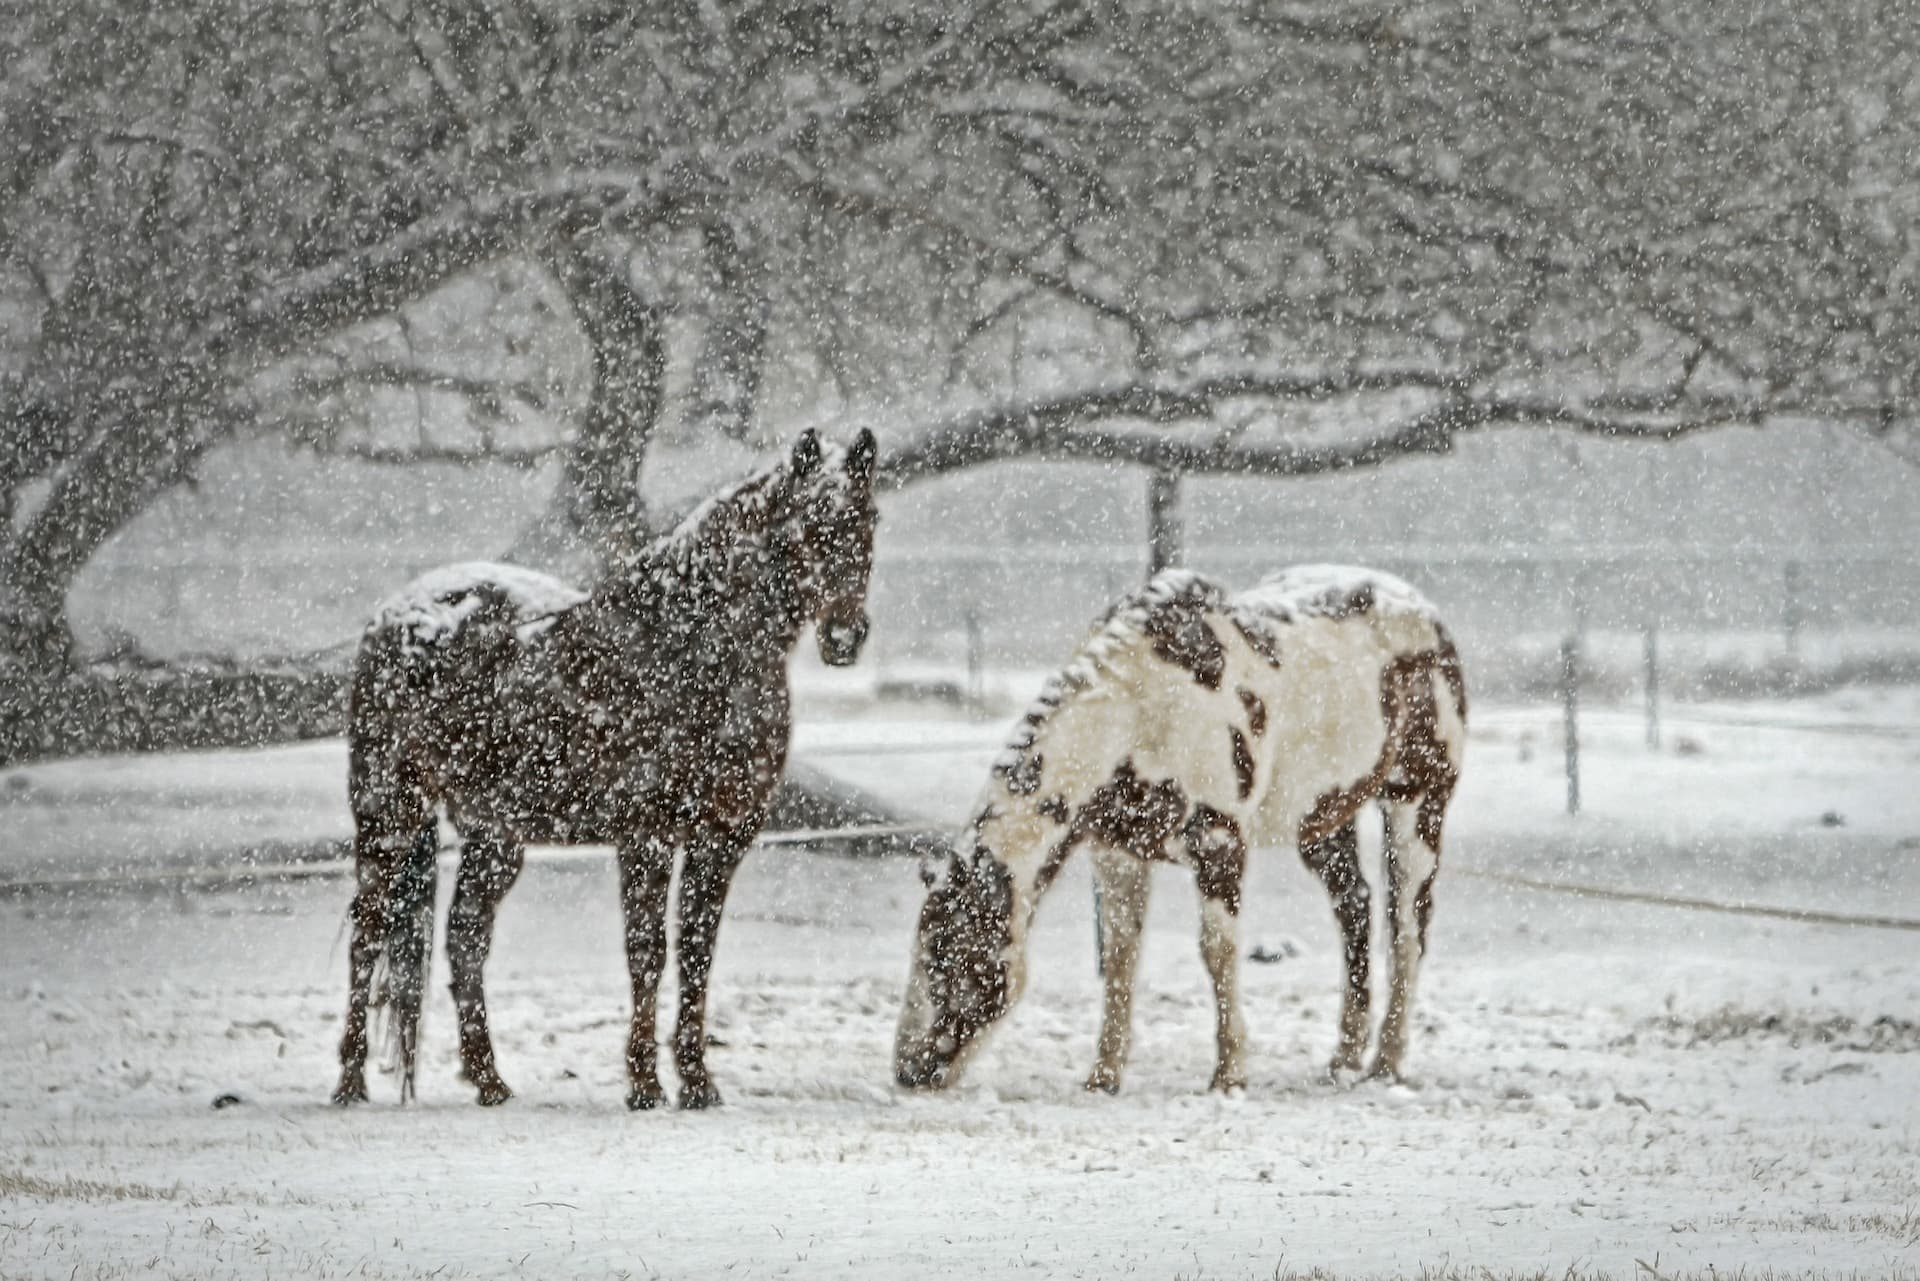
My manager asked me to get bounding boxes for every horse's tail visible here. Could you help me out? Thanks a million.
[383,820,439,1104]
[1433,623,1468,727]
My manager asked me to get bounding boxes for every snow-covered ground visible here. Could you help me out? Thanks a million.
[2,683,1918,1279]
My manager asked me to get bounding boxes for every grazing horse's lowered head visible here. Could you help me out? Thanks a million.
[894,837,1022,1090]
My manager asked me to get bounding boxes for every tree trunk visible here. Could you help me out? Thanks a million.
[684,219,768,444]
[512,243,668,576]
[1,360,222,673]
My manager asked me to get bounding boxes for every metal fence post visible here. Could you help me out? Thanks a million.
[1783,559,1803,658]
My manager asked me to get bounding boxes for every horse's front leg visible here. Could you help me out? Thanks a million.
[447,828,525,1105]
[615,835,674,1111]
[671,825,756,1110]
[1188,808,1250,1093]
[1086,843,1150,1094]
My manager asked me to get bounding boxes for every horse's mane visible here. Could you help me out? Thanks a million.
[993,569,1231,778]
[591,446,831,616]
[643,468,786,588]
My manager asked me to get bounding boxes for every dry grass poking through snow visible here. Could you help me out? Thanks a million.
[0,1167,183,1204]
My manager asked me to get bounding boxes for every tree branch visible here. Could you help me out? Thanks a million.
[876,374,1876,488]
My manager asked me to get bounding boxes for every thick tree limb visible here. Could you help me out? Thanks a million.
[209,172,666,371]
[683,219,769,443]
[876,376,1867,488]
[533,241,668,562]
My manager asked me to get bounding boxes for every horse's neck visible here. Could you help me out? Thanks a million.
[974,705,1117,940]
[971,650,1149,938]
[573,502,802,661]
[972,802,1063,941]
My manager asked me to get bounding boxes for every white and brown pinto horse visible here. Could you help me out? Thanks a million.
[896,565,1466,1094]
[334,429,877,1110]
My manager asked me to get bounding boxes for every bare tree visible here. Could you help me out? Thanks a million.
[3,0,1916,758]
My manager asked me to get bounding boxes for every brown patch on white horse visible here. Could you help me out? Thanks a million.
[1075,759,1189,859]
[1299,817,1370,1071]
[1300,579,1377,620]
[1143,605,1225,690]
[1232,615,1285,667]
[1228,727,1256,800]
[1100,571,1231,690]
[1183,805,1248,916]
[1299,647,1449,849]
[1237,687,1268,736]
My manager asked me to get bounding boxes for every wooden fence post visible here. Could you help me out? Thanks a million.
[1783,559,1803,658]
[964,609,984,710]
[1643,623,1660,750]
[1147,465,1182,576]
[1562,635,1581,816]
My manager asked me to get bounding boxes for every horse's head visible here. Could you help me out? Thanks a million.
[894,840,1018,1090]
[778,427,878,667]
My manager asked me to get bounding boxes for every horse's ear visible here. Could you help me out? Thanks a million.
[847,428,876,480]
[791,429,822,478]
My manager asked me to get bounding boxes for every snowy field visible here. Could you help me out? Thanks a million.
[3,683,1918,1279]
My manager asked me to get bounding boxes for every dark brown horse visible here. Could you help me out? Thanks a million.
[333,429,878,1110]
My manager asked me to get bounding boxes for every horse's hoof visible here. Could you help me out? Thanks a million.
[331,1078,368,1106]
[626,1087,666,1112]
[1361,1060,1405,1085]
[1325,1054,1366,1085]
[1083,1072,1121,1096]
[474,1080,514,1107]
[678,1083,724,1111]
[1208,1073,1247,1095]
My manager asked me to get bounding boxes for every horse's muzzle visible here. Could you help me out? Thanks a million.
[894,1053,951,1091]
[817,613,870,667]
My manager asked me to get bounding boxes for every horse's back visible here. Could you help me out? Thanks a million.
[1237,563,1446,642]
[1228,564,1465,847]
[348,562,586,812]
[368,561,586,655]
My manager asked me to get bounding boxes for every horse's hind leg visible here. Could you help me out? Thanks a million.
[1299,817,1370,1078]
[616,835,673,1111]
[334,802,429,1105]
[672,827,754,1110]
[1086,844,1150,1095]
[1374,791,1448,1081]
[447,828,525,1106]
[385,821,440,1103]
